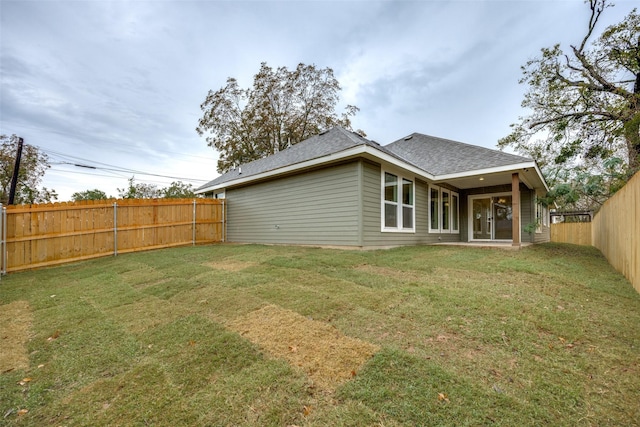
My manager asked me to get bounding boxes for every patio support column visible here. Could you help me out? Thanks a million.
[512,173,521,247]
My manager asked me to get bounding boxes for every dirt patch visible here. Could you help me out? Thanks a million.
[0,300,32,373]
[204,260,257,272]
[227,304,379,392]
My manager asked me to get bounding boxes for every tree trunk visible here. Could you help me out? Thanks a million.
[625,117,640,172]
[626,66,640,173]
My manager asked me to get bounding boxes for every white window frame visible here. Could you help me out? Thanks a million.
[429,184,459,234]
[429,185,440,233]
[451,192,460,233]
[381,170,415,233]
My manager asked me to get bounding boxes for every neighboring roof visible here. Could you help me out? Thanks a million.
[385,133,533,176]
[197,127,397,191]
[196,127,545,193]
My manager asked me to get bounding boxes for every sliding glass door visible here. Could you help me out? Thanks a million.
[470,195,513,241]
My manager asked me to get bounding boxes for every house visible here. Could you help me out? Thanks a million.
[196,127,550,248]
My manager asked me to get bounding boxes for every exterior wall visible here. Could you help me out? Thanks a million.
[226,162,360,246]
[520,189,534,243]
[224,159,550,247]
[361,161,460,246]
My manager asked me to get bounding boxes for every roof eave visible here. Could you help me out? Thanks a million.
[433,161,549,192]
[195,145,437,194]
[195,151,549,195]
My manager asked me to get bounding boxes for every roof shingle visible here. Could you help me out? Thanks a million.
[197,127,534,191]
[385,133,532,176]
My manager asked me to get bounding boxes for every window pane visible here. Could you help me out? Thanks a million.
[442,191,450,230]
[403,206,413,229]
[430,188,439,230]
[402,179,413,205]
[385,203,397,228]
[385,173,397,202]
[452,194,459,230]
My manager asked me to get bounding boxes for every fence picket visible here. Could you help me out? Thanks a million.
[2,198,224,273]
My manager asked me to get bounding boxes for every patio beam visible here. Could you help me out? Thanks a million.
[512,173,521,247]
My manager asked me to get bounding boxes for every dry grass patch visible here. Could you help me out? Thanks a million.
[204,259,257,272]
[0,300,32,373]
[227,304,379,392]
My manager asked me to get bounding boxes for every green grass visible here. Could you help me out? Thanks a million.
[1,243,639,426]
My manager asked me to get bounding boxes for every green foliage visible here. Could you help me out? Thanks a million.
[499,1,640,178]
[197,62,362,173]
[71,189,109,201]
[117,177,162,199]
[0,134,57,204]
[542,156,629,210]
[116,177,196,199]
[161,181,195,198]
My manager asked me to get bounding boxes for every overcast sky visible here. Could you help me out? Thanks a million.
[1,0,636,201]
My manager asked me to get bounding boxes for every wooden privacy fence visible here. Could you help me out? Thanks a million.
[550,222,592,246]
[0,198,225,273]
[592,171,640,293]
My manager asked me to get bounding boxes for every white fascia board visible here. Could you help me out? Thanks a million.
[434,161,549,192]
[194,150,549,194]
[434,162,537,181]
[533,163,550,192]
[196,145,435,193]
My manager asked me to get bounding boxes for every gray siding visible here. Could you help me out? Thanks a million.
[521,189,534,243]
[226,162,360,246]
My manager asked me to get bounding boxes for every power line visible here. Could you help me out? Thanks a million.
[43,149,210,182]
[4,122,217,164]
[48,167,201,186]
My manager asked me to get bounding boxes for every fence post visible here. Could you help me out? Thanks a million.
[1,204,5,276]
[192,199,196,246]
[113,201,118,256]
[222,199,225,243]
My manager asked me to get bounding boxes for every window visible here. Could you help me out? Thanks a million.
[402,178,414,229]
[430,185,459,234]
[382,171,414,232]
[535,201,541,233]
[442,190,450,231]
[384,173,398,228]
[430,187,439,231]
[451,193,459,232]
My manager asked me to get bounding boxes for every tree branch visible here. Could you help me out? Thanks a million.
[529,110,621,129]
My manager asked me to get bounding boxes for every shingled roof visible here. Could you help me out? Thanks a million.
[196,127,538,192]
[385,133,533,176]
[197,127,398,190]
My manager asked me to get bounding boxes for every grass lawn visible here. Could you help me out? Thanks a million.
[1,243,639,426]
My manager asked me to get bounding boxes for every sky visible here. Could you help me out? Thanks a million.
[0,0,636,201]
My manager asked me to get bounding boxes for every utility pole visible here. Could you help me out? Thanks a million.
[8,137,24,205]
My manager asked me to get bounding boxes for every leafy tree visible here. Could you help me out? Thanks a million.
[197,62,362,173]
[162,181,195,198]
[0,134,57,204]
[72,189,109,201]
[499,1,640,175]
[117,177,162,199]
[542,157,628,211]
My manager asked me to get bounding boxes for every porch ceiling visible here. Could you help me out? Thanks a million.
[434,167,547,194]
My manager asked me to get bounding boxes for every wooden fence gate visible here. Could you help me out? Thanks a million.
[0,198,225,274]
